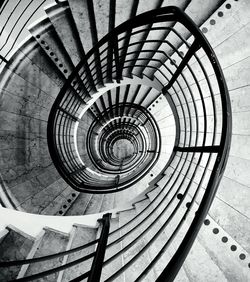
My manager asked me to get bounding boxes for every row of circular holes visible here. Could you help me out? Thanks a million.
[91,106,97,114]
[203,218,250,268]
[60,192,249,266]
[169,1,244,267]
[36,35,68,74]
[176,192,249,267]
[149,96,163,111]
[58,193,77,215]
[177,193,192,208]
[202,1,238,34]
[160,2,238,81]
[170,2,237,64]
[190,0,247,265]
[63,191,248,266]
[37,37,85,96]
[151,1,238,181]
[35,36,77,214]
[35,2,237,78]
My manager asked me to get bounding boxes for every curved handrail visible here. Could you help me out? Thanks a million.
[0,4,231,282]
[0,0,51,66]
[47,6,179,192]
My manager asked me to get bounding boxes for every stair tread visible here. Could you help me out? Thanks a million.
[61,225,97,281]
[84,194,104,215]
[147,186,162,201]
[45,2,83,66]
[65,193,92,215]
[28,17,74,80]
[101,218,123,281]
[0,226,34,281]
[68,0,94,54]
[24,228,69,280]
[100,193,115,213]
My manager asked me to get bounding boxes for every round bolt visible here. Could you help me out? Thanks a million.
[204,219,210,225]
[213,228,219,234]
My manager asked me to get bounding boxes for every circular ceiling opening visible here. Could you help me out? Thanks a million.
[112,139,135,160]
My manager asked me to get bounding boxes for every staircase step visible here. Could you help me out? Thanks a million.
[115,0,135,27]
[44,3,94,100]
[0,225,35,281]
[84,194,104,215]
[117,208,141,239]
[0,228,8,244]
[157,174,171,189]
[43,188,79,216]
[134,0,190,78]
[100,193,115,212]
[14,37,65,88]
[116,207,156,281]
[68,0,94,54]
[134,198,152,218]
[183,236,228,282]
[152,240,191,281]
[45,2,84,66]
[147,186,162,201]
[5,39,64,96]
[196,216,250,281]
[206,195,250,254]
[24,227,69,281]
[93,0,110,41]
[60,224,97,281]
[161,192,246,281]
[178,192,250,281]
[17,230,46,279]
[28,18,75,80]
[19,174,67,215]
[101,217,123,281]
[121,211,158,281]
[152,0,225,80]
[133,192,190,281]
[65,193,92,215]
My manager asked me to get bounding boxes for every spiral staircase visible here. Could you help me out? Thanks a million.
[0,0,249,281]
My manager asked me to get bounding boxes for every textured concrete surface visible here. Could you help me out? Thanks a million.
[118,206,157,281]
[45,2,84,66]
[24,227,69,281]
[61,225,97,281]
[0,0,249,280]
[101,217,123,281]
[84,194,104,215]
[0,226,34,281]
[0,35,67,214]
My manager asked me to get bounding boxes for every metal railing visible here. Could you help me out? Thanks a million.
[0,213,111,282]
[0,0,53,68]
[46,5,231,281]
[0,2,231,282]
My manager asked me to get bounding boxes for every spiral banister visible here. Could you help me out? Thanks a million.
[0,1,234,282]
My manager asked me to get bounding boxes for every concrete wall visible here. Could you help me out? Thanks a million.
[0,38,75,214]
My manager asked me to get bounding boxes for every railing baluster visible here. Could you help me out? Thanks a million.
[113,34,121,83]
[162,39,201,92]
[58,107,80,122]
[0,54,8,63]
[87,213,111,282]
